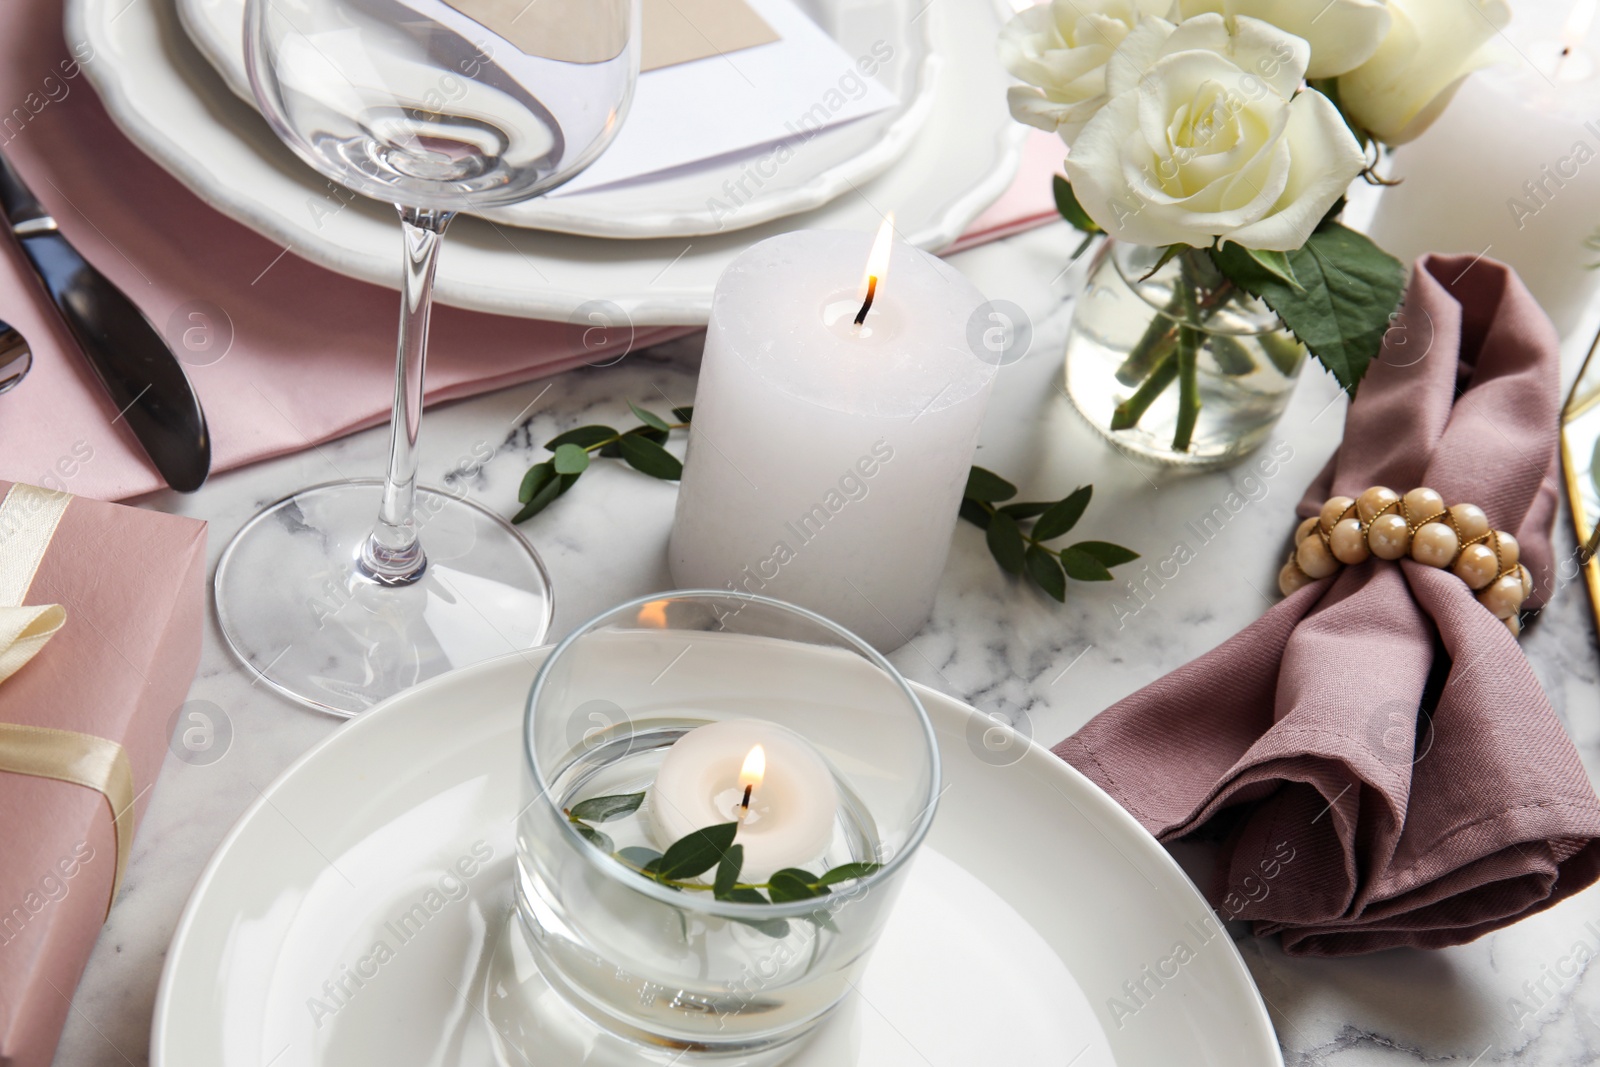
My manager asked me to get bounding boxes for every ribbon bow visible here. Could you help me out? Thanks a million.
[0,483,68,682]
[0,484,135,909]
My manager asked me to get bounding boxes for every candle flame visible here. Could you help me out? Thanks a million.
[858,214,895,301]
[637,599,669,628]
[738,745,765,792]
[1564,0,1597,53]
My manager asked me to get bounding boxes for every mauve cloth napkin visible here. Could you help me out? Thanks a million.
[0,0,1059,503]
[1056,255,1600,956]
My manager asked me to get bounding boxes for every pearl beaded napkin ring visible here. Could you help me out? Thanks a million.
[1278,487,1532,635]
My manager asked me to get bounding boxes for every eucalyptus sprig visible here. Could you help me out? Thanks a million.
[565,792,882,938]
[513,402,692,523]
[959,466,1138,601]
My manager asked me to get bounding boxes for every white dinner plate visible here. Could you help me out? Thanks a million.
[67,0,1025,324]
[152,648,1282,1067]
[175,0,940,238]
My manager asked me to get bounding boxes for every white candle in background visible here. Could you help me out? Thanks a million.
[1367,0,1600,335]
[646,719,839,882]
[668,224,995,651]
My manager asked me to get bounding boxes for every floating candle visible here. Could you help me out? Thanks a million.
[646,719,838,882]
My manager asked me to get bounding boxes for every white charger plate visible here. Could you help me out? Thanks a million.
[152,648,1282,1067]
[175,0,940,238]
[66,0,1024,324]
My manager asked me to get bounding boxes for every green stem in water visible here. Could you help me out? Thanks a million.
[1172,279,1202,452]
[1111,348,1179,430]
[1260,330,1306,378]
[1115,307,1180,387]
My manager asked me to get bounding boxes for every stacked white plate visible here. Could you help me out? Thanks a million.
[66,0,1030,323]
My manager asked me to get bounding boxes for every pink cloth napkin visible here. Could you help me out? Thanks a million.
[0,0,1060,502]
[1057,255,1600,956]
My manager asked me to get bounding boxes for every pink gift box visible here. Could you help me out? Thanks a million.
[0,483,205,1067]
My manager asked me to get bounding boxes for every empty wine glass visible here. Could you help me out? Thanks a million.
[215,0,641,715]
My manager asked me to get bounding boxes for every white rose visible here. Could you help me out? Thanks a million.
[1177,0,1391,77]
[1065,14,1365,251]
[1336,0,1510,145]
[998,0,1172,144]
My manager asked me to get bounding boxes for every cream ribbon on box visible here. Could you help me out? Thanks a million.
[0,484,135,911]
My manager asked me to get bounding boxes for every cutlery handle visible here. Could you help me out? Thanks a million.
[21,233,211,492]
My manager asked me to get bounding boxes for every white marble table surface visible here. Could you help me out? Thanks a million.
[52,223,1600,1066]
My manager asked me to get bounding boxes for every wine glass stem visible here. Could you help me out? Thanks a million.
[360,205,455,586]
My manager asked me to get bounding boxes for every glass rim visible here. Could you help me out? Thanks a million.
[523,589,942,919]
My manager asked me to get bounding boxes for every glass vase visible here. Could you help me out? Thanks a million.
[495,592,938,1063]
[1063,241,1306,468]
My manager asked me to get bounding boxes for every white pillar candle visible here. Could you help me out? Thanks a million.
[1366,2,1600,335]
[646,719,839,882]
[668,226,995,651]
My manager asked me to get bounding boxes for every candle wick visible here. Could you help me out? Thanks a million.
[854,276,878,326]
[740,784,753,810]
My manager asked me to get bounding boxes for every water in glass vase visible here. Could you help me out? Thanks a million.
[1064,242,1307,469]
[513,725,882,1052]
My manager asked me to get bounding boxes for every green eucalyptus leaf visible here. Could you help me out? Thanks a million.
[965,465,1018,503]
[618,434,684,480]
[1060,546,1115,582]
[568,792,645,823]
[959,497,993,530]
[572,825,613,853]
[814,862,883,887]
[998,501,1052,520]
[553,442,591,475]
[628,401,671,432]
[1052,175,1102,235]
[985,511,1027,575]
[1025,545,1067,602]
[1070,541,1139,568]
[726,887,791,937]
[617,846,662,870]
[513,467,577,523]
[657,822,738,879]
[768,868,829,902]
[637,426,670,445]
[713,844,744,899]
[518,460,555,506]
[545,425,617,451]
[1032,486,1092,542]
[671,405,694,424]
[960,463,1011,502]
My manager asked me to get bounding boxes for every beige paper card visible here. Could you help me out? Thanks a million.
[441,0,777,71]
[640,0,778,71]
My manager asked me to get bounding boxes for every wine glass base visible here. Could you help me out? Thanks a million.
[215,479,554,717]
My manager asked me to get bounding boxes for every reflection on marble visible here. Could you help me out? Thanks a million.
[54,223,1600,1065]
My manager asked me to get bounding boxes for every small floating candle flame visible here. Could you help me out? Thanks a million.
[1558,0,1597,77]
[854,214,895,326]
[737,744,765,817]
[637,599,669,628]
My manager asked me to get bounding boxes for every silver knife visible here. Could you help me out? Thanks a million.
[0,151,210,492]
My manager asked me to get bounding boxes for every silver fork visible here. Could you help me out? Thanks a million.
[0,318,30,394]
